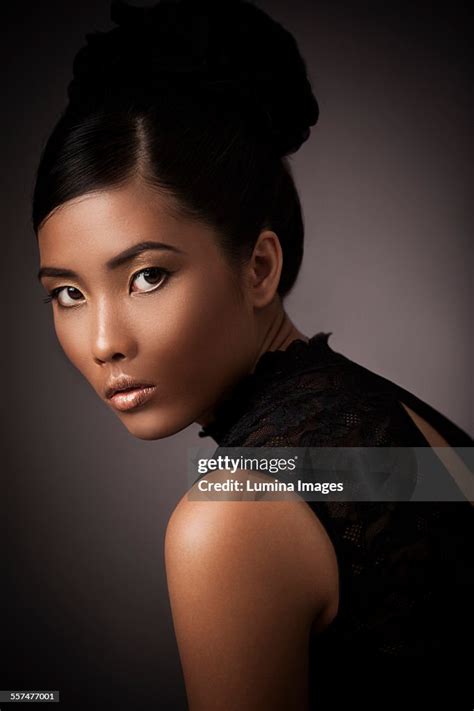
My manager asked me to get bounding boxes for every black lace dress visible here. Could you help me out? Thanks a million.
[196,332,473,707]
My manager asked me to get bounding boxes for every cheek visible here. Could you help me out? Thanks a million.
[140,267,249,402]
[185,275,243,333]
[53,315,91,376]
[145,265,245,350]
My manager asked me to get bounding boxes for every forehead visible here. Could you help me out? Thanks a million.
[37,181,218,266]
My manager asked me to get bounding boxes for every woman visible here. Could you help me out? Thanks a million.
[33,1,473,708]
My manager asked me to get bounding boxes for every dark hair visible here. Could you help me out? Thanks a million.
[32,0,319,299]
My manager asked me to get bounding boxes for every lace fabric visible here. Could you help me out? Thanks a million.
[196,332,474,698]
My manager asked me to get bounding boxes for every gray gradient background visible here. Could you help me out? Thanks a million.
[2,0,471,708]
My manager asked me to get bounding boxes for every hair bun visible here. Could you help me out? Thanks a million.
[67,0,319,157]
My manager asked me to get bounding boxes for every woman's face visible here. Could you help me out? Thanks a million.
[37,180,257,440]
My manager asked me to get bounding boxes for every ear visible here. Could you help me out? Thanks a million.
[245,230,283,308]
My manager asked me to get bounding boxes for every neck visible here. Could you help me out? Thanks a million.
[250,309,308,374]
[195,306,308,429]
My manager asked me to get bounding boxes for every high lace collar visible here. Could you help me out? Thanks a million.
[197,331,334,443]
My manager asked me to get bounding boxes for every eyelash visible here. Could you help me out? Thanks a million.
[42,267,172,307]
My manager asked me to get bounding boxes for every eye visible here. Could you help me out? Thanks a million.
[130,267,170,294]
[42,267,171,308]
[44,286,84,308]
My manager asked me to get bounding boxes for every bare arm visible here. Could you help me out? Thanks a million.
[165,477,338,710]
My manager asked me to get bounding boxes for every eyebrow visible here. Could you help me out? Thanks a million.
[37,240,185,282]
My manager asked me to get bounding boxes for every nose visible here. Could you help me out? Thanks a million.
[90,299,138,365]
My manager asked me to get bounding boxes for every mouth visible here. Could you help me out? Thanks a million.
[108,385,157,412]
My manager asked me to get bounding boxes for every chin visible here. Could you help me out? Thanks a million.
[116,408,190,441]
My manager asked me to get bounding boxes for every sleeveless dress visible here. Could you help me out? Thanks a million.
[196,332,473,708]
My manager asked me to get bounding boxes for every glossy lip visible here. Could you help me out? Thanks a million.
[104,374,156,400]
[108,385,157,412]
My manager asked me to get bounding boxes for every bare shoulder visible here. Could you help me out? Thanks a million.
[165,470,338,621]
[164,470,339,710]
